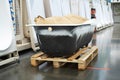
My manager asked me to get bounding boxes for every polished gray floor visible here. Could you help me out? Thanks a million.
[0,25,120,80]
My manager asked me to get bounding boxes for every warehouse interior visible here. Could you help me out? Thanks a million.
[0,0,120,80]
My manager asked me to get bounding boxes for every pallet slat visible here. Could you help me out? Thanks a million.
[31,52,44,58]
[0,51,19,66]
[78,46,98,69]
[79,46,97,61]
[67,47,88,61]
[35,57,78,63]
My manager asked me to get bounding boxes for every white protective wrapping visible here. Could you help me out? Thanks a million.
[83,0,91,19]
[97,1,106,26]
[44,0,63,17]
[78,0,86,18]
[70,0,79,15]
[92,0,103,28]
[101,1,109,25]
[0,0,13,51]
[105,4,110,25]
[107,5,111,24]
[108,3,114,24]
[26,0,45,44]
[61,0,71,15]
[49,0,62,16]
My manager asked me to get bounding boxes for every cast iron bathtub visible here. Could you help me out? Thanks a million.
[28,24,94,57]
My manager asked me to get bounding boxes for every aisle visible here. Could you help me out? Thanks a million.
[0,26,120,80]
[112,24,120,39]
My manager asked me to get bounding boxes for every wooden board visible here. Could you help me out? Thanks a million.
[0,51,19,66]
[31,46,98,70]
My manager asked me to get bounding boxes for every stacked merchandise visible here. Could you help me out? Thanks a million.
[67,0,91,19]
[43,0,63,17]
[14,0,21,35]
[44,0,91,18]
[43,0,95,29]
[43,0,95,30]
[26,0,92,51]
[108,3,114,25]
[61,0,71,15]
[83,0,91,19]
[101,0,114,26]
[26,0,45,46]
[26,0,114,51]
[101,0,109,27]
[78,0,86,18]
[92,0,114,30]
[92,0,104,29]
[70,0,79,15]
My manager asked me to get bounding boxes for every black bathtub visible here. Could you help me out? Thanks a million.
[28,24,94,57]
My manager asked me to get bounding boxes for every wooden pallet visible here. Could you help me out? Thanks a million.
[0,51,19,66]
[31,46,98,70]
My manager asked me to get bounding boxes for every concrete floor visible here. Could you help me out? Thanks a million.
[0,25,120,80]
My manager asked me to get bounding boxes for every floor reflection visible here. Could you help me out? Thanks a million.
[1,26,120,80]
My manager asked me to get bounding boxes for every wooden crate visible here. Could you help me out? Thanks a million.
[31,46,98,70]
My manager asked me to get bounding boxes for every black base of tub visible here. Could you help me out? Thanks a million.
[34,24,94,57]
[38,30,77,57]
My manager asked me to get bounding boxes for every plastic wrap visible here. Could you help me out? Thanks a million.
[34,24,93,57]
